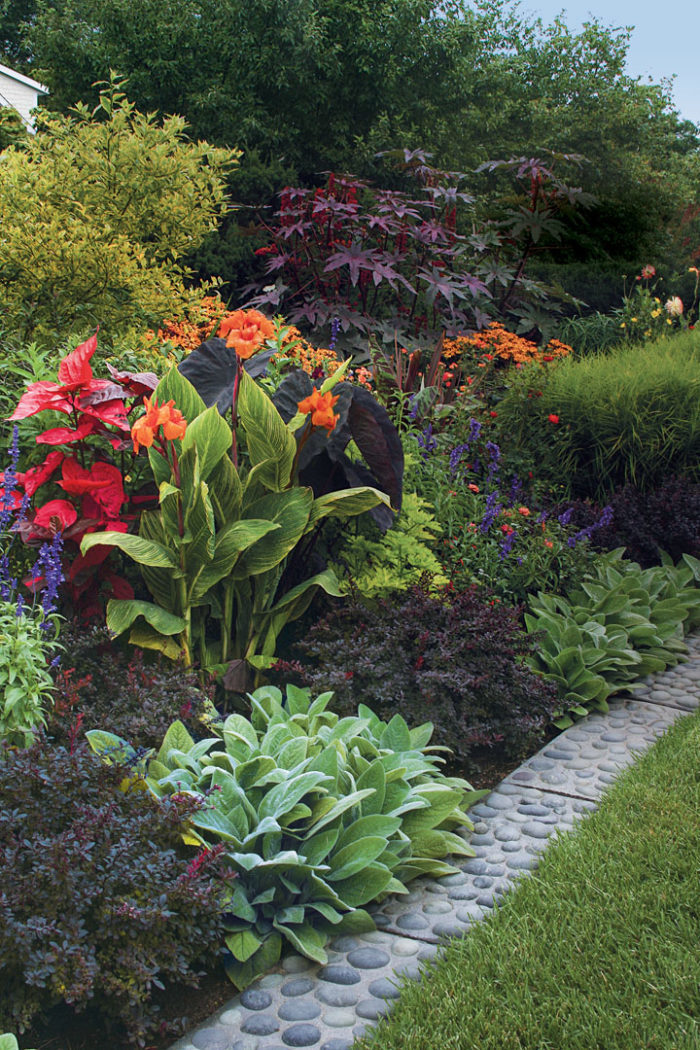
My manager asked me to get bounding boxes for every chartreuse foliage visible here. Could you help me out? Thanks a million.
[81,367,389,679]
[329,491,448,598]
[0,1037,33,1050]
[525,550,700,726]
[0,78,235,346]
[88,685,480,990]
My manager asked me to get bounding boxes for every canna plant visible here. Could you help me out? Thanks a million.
[88,684,480,990]
[81,363,391,683]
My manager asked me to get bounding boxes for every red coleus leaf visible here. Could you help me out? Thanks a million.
[68,523,127,578]
[81,397,130,430]
[8,382,74,421]
[79,465,125,520]
[57,332,97,390]
[19,450,65,496]
[107,573,135,601]
[36,419,98,445]
[33,499,78,531]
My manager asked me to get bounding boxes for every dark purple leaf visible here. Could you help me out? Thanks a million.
[178,339,276,415]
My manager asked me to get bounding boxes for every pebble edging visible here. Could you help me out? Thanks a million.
[168,633,700,1050]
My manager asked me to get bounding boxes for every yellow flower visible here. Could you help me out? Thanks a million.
[651,309,661,318]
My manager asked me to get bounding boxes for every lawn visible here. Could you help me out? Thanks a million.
[357,706,700,1050]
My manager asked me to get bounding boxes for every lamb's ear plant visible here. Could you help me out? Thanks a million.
[87,685,481,990]
[525,549,700,726]
[81,367,390,682]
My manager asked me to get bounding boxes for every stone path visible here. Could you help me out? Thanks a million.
[168,633,700,1050]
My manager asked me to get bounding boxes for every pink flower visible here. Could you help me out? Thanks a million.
[665,296,683,317]
[548,414,560,424]
[641,264,656,279]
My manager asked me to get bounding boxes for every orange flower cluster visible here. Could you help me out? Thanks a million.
[219,309,275,359]
[443,323,572,366]
[297,389,340,432]
[142,296,228,356]
[278,327,344,378]
[132,397,187,453]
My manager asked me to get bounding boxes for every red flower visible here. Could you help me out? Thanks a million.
[548,414,560,424]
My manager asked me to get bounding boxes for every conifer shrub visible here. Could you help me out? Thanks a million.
[294,583,557,767]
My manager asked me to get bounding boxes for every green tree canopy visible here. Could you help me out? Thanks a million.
[6,0,699,269]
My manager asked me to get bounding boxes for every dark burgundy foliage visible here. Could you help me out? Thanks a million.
[293,583,557,766]
[243,159,489,344]
[48,621,211,750]
[178,338,276,414]
[555,477,700,568]
[0,740,229,1045]
[274,369,404,529]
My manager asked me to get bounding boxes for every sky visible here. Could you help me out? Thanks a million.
[520,1,700,125]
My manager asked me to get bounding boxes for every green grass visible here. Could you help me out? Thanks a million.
[357,709,700,1050]
[497,329,700,499]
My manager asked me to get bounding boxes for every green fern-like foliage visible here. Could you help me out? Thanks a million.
[330,491,448,598]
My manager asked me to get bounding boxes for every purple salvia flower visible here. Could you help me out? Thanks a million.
[35,531,65,632]
[16,491,30,528]
[468,418,482,442]
[0,425,20,534]
[479,490,502,534]
[329,317,341,353]
[15,592,24,618]
[449,443,470,475]
[567,505,614,548]
[536,510,548,524]
[508,474,522,506]
[485,441,501,479]
[558,507,574,526]
[499,527,518,559]
[408,395,420,421]
[416,424,437,458]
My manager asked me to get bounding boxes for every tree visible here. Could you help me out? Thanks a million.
[0,78,238,344]
[13,0,700,271]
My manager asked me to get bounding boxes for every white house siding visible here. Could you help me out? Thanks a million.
[0,63,48,132]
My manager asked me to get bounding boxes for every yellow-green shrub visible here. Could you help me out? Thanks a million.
[0,77,238,346]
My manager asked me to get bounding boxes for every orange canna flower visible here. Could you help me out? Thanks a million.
[297,388,340,432]
[219,309,275,359]
[518,506,530,517]
[132,397,187,453]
